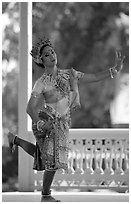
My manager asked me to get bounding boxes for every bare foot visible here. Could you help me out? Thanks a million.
[7,132,17,153]
[41,195,61,202]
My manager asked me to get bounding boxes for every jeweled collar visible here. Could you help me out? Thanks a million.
[44,67,59,78]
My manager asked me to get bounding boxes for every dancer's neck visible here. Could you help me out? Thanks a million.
[44,65,58,77]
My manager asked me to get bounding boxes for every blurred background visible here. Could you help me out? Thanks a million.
[2,2,129,192]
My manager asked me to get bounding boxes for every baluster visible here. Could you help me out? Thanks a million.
[68,140,75,174]
[114,140,124,175]
[53,167,66,187]
[123,139,129,190]
[84,139,94,174]
[33,170,41,191]
[123,139,129,175]
[94,139,104,174]
[104,139,114,175]
[74,139,84,174]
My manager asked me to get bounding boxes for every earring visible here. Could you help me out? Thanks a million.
[39,56,43,64]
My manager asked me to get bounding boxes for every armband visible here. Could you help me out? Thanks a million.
[109,68,114,79]
[31,91,40,98]
[37,120,46,131]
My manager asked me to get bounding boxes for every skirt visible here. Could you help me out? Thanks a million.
[32,116,70,172]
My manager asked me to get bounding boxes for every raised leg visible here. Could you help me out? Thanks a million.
[7,132,35,157]
[15,136,35,157]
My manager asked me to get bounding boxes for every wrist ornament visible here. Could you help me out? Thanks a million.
[37,120,46,131]
[109,67,118,79]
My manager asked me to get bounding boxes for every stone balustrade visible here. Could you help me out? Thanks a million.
[28,129,129,193]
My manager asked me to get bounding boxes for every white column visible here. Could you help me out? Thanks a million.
[18,2,33,191]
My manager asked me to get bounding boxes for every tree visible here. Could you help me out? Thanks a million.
[2,2,19,192]
[32,2,129,128]
[2,2,19,136]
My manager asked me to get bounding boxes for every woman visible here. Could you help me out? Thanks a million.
[8,37,125,202]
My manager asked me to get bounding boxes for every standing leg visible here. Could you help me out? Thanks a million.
[7,132,35,157]
[42,170,56,195]
[41,170,61,202]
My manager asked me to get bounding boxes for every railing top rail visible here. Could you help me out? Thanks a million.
[68,129,129,140]
[28,129,129,140]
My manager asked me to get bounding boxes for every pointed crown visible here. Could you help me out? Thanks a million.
[30,37,52,64]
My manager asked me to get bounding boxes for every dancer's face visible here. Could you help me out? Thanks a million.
[41,46,57,68]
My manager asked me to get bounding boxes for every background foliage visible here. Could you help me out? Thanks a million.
[2,2,129,192]
[32,2,129,128]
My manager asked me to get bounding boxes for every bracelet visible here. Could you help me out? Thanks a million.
[109,68,114,79]
[37,120,46,131]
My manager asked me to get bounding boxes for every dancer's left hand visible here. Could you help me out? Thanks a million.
[115,51,125,73]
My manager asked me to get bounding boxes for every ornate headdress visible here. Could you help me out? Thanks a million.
[30,37,52,64]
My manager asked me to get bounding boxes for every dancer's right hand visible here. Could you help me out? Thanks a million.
[41,120,53,131]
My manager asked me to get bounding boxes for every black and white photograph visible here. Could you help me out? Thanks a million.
[2,1,129,202]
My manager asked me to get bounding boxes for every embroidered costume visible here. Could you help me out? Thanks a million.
[31,68,84,172]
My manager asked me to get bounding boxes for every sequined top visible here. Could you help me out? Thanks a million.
[31,68,84,172]
[32,68,84,115]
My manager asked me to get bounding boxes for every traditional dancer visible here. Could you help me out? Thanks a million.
[8,37,125,202]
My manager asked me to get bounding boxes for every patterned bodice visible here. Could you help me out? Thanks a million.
[31,68,84,116]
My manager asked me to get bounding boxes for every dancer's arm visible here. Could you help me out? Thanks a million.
[26,78,53,130]
[80,51,125,83]
[26,94,42,123]
[26,76,47,123]
[27,95,53,130]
